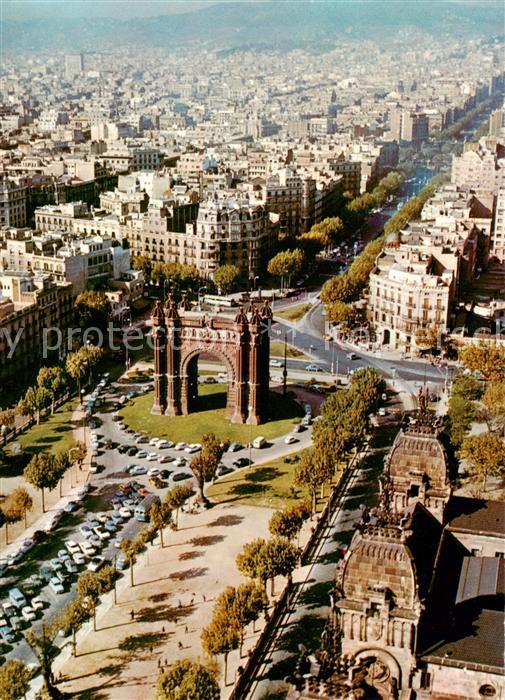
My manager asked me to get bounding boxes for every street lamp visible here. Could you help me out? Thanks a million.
[198,286,207,308]
[282,333,288,397]
[248,405,253,467]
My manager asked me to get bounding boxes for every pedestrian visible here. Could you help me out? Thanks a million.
[157,658,161,668]
[130,609,135,620]
[184,625,188,633]
[203,594,206,602]
[162,626,165,633]
[149,645,153,655]
[178,641,183,650]
[178,599,182,608]
[164,658,167,667]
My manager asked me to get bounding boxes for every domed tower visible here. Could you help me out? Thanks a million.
[384,389,452,522]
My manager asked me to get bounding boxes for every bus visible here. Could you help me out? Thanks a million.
[134,494,161,522]
[203,294,237,308]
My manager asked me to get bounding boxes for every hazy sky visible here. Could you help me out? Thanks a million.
[2,0,497,22]
[2,0,219,20]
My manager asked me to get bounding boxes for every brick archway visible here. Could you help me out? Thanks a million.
[151,297,272,425]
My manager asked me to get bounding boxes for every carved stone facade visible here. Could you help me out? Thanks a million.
[151,297,271,425]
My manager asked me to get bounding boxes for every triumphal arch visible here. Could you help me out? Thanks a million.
[151,296,272,425]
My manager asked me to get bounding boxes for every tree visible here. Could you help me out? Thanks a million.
[447,394,475,448]
[451,374,482,402]
[482,381,505,435]
[70,440,87,470]
[201,607,241,686]
[267,249,304,289]
[75,290,111,331]
[8,486,33,528]
[268,501,310,543]
[76,571,104,632]
[37,366,67,414]
[321,273,360,305]
[0,408,15,437]
[18,385,51,424]
[165,484,193,529]
[132,254,153,282]
[191,433,229,504]
[58,597,89,656]
[459,433,505,492]
[234,581,267,642]
[415,325,441,355]
[23,452,59,512]
[150,502,172,547]
[120,538,139,587]
[263,536,301,594]
[65,350,88,401]
[53,450,70,496]
[236,538,270,592]
[302,217,343,251]
[156,659,219,700]
[151,261,167,286]
[326,300,360,330]
[459,344,505,382]
[0,659,31,700]
[214,264,240,295]
[25,619,61,698]
[1,495,23,544]
[294,448,333,515]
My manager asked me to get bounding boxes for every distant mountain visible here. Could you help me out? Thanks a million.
[2,1,503,53]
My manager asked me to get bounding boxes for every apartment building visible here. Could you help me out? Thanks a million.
[0,176,28,228]
[0,273,73,383]
[451,137,505,192]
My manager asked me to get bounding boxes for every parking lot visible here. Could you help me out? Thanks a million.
[0,367,314,668]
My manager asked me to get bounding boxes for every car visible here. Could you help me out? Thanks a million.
[31,596,44,611]
[49,577,65,594]
[173,457,188,468]
[93,526,111,540]
[216,465,233,477]
[49,558,63,572]
[135,435,148,444]
[32,529,47,543]
[87,518,100,529]
[159,469,172,479]
[78,483,91,495]
[172,472,192,482]
[57,549,70,561]
[185,443,201,454]
[64,501,79,513]
[126,391,137,400]
[147,452,158,461]
[284,435,298,444]
[20,538,35,554]
[104,521,117,534]
[64,559,78,575]
[72,552,86,566]
[149,437,159,446]
[346,352,357,360]
[269,359,283,367]
[305,364,323,372]
[7,551,23,566]
[302,415,312,426]
[293,423,305,433]
[159,453,175,464]
[130,465,148,476]
[118,444,129,454]
[21,605,37,622]
[0,626,16,643]
[228,442,243,452]
[123,497,137,508]
[378,407,387,416]
[119,507,132,519]
[137,450,148,459]
[158,440,174,449]
[79,541,96,557]
[114,535,124,548]
[87,557,105,573]
[127,446,138,456]
[10,615,23,631]
[24,574,44,594]
[138,487,151,497]
[111,511,124,525]
[79,524,93,538]
[96,512,111,523]
[89,535,103,549]
[232,457,252,468]
[115,554,128,570]
[147,467,160,477]
[175,442,187,451]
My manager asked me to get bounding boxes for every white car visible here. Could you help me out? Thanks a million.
[173,457,187,468]
[158,440,174,449]
[65,540,81,555]
[175,442,187,451]
[93,527,110,542]
[130,465,147,476]
[135,435,149,444]
[148,467,160,477]
[269,359,283,367]
[72,552,86,566]
[284,435,298,445]
[147,452,158,461]
[137,450,148,459]
[49,577,64,594]
[118,507,132,519]
[159,454,174,463]
[31,597,44,611]
[87,557,105,573]
[185,443,201,454]
[79,542,96,557]
[149,438,159,446]
[21,606,36,622]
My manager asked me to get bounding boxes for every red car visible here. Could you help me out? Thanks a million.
[138,487,151,498]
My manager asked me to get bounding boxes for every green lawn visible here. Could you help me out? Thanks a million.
[274,303,311,323]
[206,452,309,509]
[270,341,308,360]
[121,386,304,444]
[9,399,80,456]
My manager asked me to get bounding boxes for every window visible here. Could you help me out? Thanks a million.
[495,552,505,559]
[471,548,481,556]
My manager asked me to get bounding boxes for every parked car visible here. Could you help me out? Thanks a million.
[172,472,192,483]
[87,557,105,572]
[72,552,86,566]
[135,435,148,444]
[64,560,78,575]
[305,364,323,372]
[127,446,138,456]
[21,606,36,622]
[174,442,187,451]
[158,440,174,449]
[119,507,132,519]
[31,596,44,611]
[0,626,16,643]
[115,554,128,570]
[159,469,172,479]
[137,450,148,459]
[79,524,93,538]
[118,444,129,454]
[284,435,298,445]
[104,521,117,534]
[269,359,282,367]
[130,465,147,476]
[228,442,243,452]
[79,542,96,557]
[49,577,65,594]
[147,467,160,477]
[147,452,158,461]
[9,588,27,609]
[185,443,201,454]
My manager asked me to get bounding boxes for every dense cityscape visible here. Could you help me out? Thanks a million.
[0,2,504,699]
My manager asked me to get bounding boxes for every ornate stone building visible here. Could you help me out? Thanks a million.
[151,297,271,425]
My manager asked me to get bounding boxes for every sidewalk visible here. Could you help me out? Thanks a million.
[1,403,90,560]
